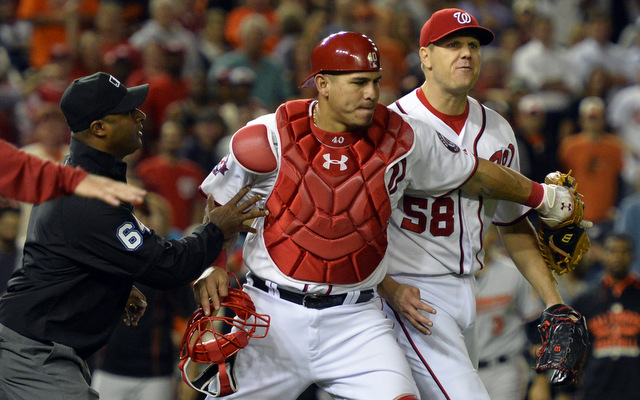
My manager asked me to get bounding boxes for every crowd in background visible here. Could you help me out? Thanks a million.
[1,0,640,399]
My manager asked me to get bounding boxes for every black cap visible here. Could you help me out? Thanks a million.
[60,72,149,133]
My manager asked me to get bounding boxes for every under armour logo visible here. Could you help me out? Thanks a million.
[453,11,472,25]
[109,75,121,87]
[560,202,572,212]
[322,154,348,171]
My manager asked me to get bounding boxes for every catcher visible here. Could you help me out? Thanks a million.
[534,171,591,386]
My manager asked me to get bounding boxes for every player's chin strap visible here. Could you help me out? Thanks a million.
[179,353,239,398]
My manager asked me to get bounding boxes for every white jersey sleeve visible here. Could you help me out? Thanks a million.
[398,112,478,198]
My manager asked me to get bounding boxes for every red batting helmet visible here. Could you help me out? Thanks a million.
[178,280,270,398]
[299,31,381,88]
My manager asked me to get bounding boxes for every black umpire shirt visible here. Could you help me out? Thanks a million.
[0,139,223,360]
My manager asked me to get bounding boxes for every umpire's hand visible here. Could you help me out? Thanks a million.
[204,186,269,239]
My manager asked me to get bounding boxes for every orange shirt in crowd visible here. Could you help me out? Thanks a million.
[17,0,99,69]
[558,134,625,223]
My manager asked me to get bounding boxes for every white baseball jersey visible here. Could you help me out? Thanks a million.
[200,100,478,294]
[387,89,529,277]
[383,89,530,400]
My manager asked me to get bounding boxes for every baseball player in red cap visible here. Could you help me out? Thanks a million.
[195,30,584,400]
[379,8,569,399]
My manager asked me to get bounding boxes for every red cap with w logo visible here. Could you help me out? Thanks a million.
[420,8,494,47]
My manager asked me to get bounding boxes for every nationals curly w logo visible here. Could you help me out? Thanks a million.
[454,11,472,24]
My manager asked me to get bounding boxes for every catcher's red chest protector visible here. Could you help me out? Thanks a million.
[263,100,414,284]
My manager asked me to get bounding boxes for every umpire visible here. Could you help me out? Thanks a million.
[0,72,266,400]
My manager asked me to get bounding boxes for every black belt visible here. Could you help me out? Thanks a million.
[250,274,375,309]
[478,355,510,369]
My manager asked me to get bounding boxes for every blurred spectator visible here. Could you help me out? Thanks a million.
[557,66,614,144]
[224,0,279,53]
[129,0,203,77]
[568,10,634,90]
[0,0,31,73]
[174,0,208,34]
[455,0,514,40]
[91,191,200,400]
[164,70,216,133]
[571,233,640,400]
[618,15,640,49]
[107,0,149,28]
[319,0,359,40]
[608,68,640,188]
[209,13,292,111]
[216,65,268,134]
[352,3,407,99]
[511,13,581,116]
[558,96,625,228]
[16,0,99,69]
[103,42,141,84]
[17,43,76,145]
[530,0,583,47]
[16,105,70,246]
[92,1,129,55]
[0,206,20,294]
[471,48,511,104]
[509,0,536,48]
[197,8,230,72]
[0,46,23,144]
[615,172,640,275]
[20,104,69,162]
[291,10,328,98]
[135,120,205,236]
[513,94,559,183]
[126,37,165,86]
[139,40,191,152]
[270,2,305,87]
[70,30,105,79]
[475,226,543,400]
[180,110,228,174]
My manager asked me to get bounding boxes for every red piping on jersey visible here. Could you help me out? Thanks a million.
[472,104,487,272]
[394,100,408,115]
[457,190,465,275]
[393,308,452,400]
[475,196,485,270]
[472,105,487,155]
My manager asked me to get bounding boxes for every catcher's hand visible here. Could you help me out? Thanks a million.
[534,304,590,386]
[537,171,591,275]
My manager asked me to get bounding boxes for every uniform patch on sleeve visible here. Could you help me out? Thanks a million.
[212,155,230,176]
[116,221,144,251]
[436,131,460,153]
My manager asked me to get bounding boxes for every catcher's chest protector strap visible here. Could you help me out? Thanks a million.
[264,100,414,284]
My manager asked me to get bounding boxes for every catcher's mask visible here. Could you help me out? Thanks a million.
[178,278,270,398]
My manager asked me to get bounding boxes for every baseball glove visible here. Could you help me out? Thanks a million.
[534,304,590,386]
[537,171,591,275]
